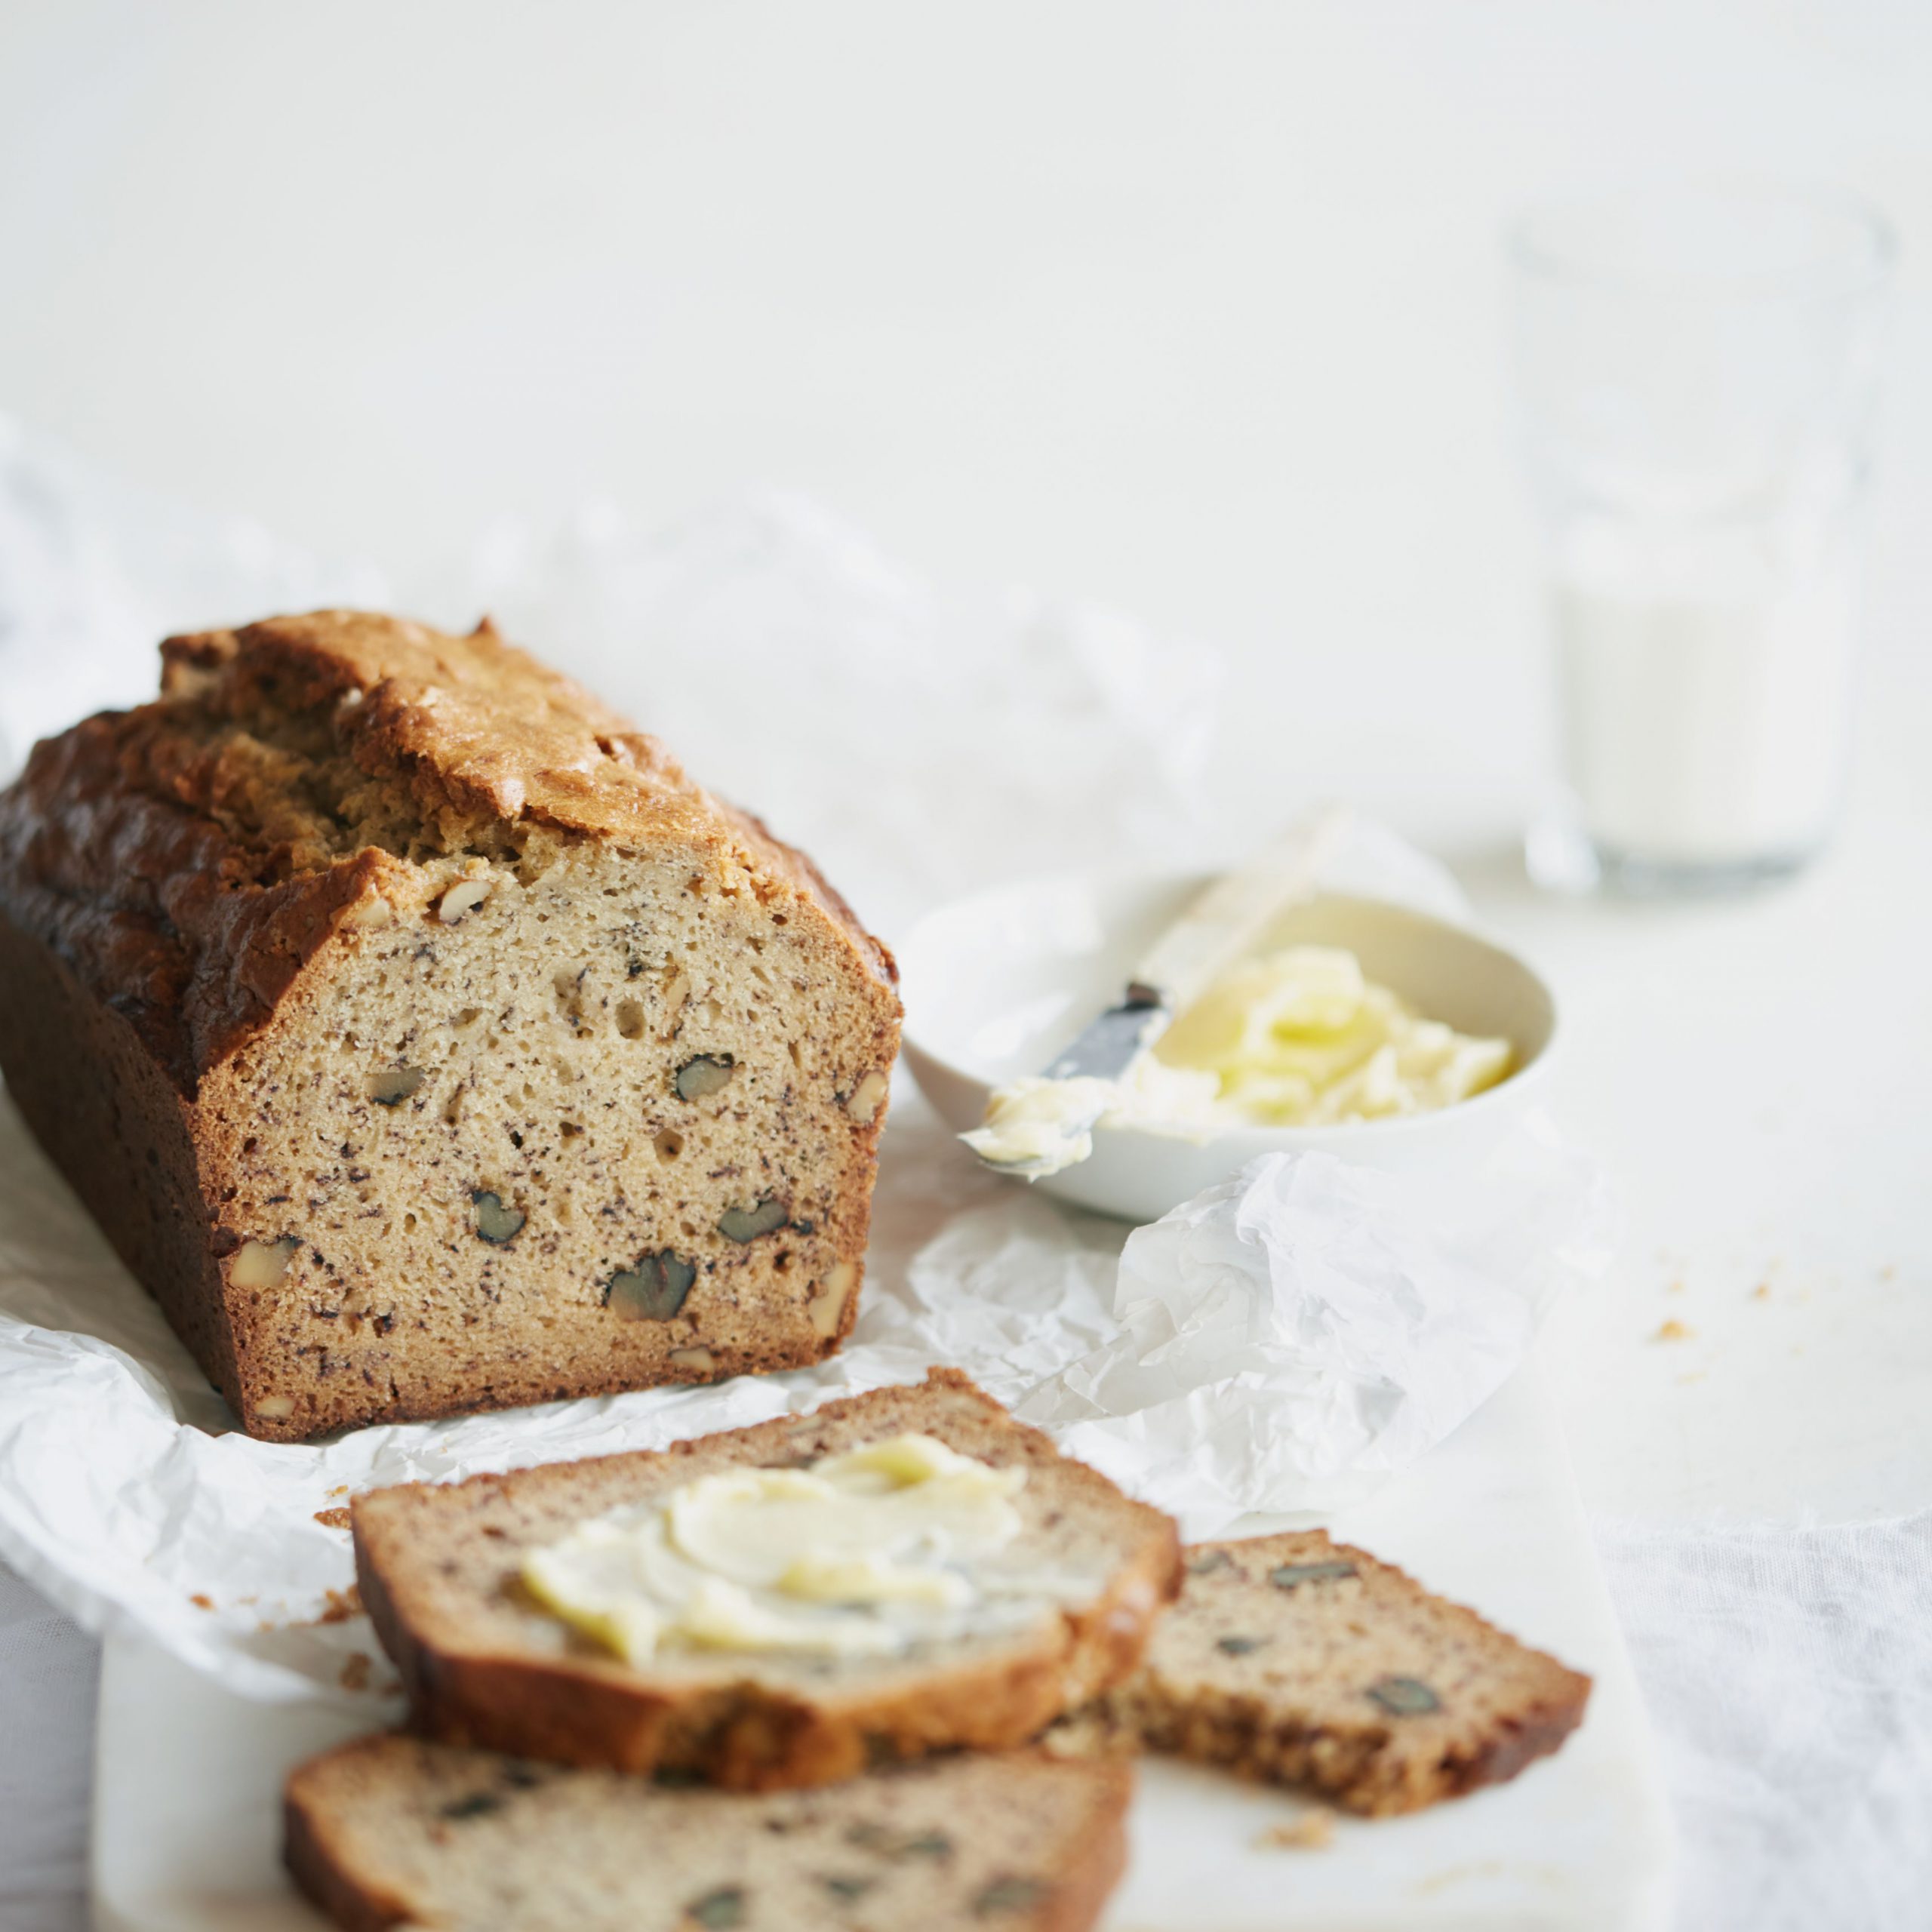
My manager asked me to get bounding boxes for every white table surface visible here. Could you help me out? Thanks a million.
[1466,759,1932,1528]
[2,6,1930,1928]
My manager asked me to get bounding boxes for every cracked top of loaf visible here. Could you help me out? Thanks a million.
[156,611,718,861]
[0,610,893,1092]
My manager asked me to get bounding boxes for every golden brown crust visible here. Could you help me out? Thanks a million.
[0,709,407,1091]
[159,611,718,858]
[1035,1763,1132,1932]
[355,1371,1183,1790]
[0,908,248,1406]
[283,1785,415,1932]
[371,1546,1174,1792]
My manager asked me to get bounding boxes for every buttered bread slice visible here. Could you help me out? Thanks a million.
[1106,1529,1590,1815]
[286,1734,1132,1932]
[353,1371,1181,1789]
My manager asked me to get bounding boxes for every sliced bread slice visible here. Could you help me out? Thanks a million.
[1106,1529,1591,1815]
[353,1369,1181,1789]
[286,1733,1131,1932]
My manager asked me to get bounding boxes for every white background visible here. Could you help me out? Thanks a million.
[4,0,1930,841]
[2,5,1930,1928]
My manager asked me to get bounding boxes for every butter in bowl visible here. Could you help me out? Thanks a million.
[900,873,1558,1221]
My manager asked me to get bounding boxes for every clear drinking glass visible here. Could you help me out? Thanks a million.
[1509,186,1895,894]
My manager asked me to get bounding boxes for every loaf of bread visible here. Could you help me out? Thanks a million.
[286,1734,1133,1932]
[352,1370,1182,1790]
[1099,1529,1590,1815]
[0,611,901,1440]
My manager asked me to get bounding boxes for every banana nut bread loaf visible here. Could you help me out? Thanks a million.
[0,611,901,1441]
[285,1733,1134,1932]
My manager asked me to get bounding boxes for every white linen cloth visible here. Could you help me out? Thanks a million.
[0,422,1927,1930]
[1593,1510,1932,1932]
[0,1565,96,1932]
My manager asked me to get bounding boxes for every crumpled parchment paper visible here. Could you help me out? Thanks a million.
[0,419,1612,1709]
[1027,1149,1552,1525]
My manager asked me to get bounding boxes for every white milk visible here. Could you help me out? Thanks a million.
[1551,525,1856,867]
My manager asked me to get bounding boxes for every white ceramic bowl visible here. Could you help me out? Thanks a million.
[900,871,1560,1222]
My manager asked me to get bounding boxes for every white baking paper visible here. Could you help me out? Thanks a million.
[1025,1152,1537,1526]
[0,420,1612,1707]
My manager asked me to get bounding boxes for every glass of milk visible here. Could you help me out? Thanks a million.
[1509,186,1894,893]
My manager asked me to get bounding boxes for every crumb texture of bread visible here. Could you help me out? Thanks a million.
[1109,1529,1592,1816]
[285,1733,1132,1932]
[0,611,900,1440]
[353,1370,1182,1790]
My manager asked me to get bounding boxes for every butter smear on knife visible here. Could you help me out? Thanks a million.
[962,1060,1223,1177]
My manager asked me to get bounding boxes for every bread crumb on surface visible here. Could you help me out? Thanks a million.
[317,1585,364,1625]
[189,1592,214,1611]
[339,1651,373,1693]
[314,1506,352,1531]
[1653,1318,1694,1343]
[1256,1810,1337,1850]
[1414,1859,1508,1897]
